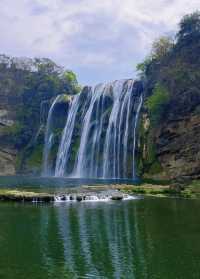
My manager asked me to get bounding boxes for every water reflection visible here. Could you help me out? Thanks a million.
[55,202,146,279]
[0,199,200,279]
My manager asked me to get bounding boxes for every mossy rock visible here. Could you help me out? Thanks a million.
[26,144,43,169]
[54,94,73,104]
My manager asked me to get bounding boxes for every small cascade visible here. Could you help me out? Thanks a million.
[54,191,136,203]
[42,95,61,176]
[51,79,143,179]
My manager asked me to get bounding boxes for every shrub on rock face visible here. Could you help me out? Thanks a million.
[146,83,170,125]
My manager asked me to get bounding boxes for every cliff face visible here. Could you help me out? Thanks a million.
[0,60,25,174]
[154,92,200,179]
[0,50,199,180]
[0,149,16,175]
[137,90,200,180]
[136,12,200,180]
[0,110,16,175]
[0,55,79,175]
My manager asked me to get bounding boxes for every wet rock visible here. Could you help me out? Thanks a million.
[76,195,83,202]
[111,194,123,201]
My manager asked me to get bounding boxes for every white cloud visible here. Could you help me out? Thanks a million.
[0,0,199,84]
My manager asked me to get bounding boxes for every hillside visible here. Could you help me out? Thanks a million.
[0,12,200,181]
[0,55,79,175]
[136,12,200,180]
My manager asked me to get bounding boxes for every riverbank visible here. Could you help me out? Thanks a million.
[0,180,199,202]
[118,180,200,199]
[0,189,132,202]
[0,190,53,202]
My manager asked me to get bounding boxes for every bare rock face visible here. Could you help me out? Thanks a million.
[0,109,14,127]
[156,114,200,179]
[153,90,200,179]
[138,88,200,180]
[0,149,16,175]
[0,109,17,175]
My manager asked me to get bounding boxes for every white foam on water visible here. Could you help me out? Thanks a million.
[53,192,137,203]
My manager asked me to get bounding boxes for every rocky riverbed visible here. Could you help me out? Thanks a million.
[0,188,134,203]
[0,180,199,202]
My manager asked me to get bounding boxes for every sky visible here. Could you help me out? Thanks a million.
[0,0,199,86]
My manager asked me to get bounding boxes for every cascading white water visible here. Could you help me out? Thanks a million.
[102,80,133,178]
[74,83,106,177]
[55,94,83,177]
[132,94,143,177]
[53,79,143,179]
[42,95,61,176]
[54,191,136,202]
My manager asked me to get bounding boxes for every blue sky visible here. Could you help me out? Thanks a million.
[0,0,199,85]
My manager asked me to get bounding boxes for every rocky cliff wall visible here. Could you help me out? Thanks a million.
[137,89,200,180]
[0,55,78,175]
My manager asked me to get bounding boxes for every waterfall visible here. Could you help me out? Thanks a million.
[102,80,132,178]
[73,84,106,177]
[42,95,61,176]
[53,79,143,179]
[132,94,143,177]
[55,93,84,177]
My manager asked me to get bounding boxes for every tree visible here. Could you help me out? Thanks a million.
[136,57,152,78]
[177,11,200,45]
[136,36,173,78]
[61,71,81,94]
[151,36,174,60]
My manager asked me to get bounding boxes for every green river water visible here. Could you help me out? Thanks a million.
[0,194,200,278]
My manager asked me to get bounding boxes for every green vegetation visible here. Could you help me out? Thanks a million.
[0,189,53,202]
[137,11,200,98]
[136,11,200,178]
[62,71,81,94]
[120,184,179,197]
[0,57,80,149]
[146,83,170,125]
[0,56,81,173]
[0,179,200,202]
[177,11,200,46]
[120,179,200,198]
[27,144,43,168]
[138,83,169,175]
[136,36,173,78]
